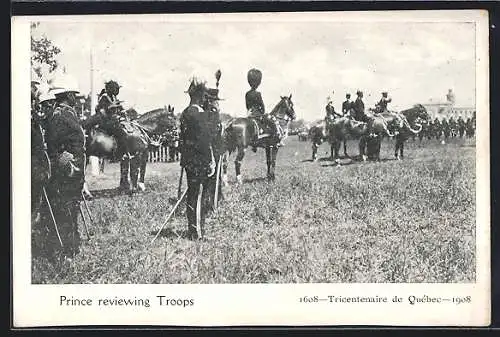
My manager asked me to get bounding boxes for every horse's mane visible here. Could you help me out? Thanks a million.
[136,108,171,124]
[268,98,285,116]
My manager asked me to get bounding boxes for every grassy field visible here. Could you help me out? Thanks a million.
[32,136,476,284]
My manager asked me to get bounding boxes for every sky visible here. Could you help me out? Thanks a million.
[32,18,476,123]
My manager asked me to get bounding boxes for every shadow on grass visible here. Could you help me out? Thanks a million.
[243,177,270,184]
[149,227,188,239]
[88,188,127,200]
[321,156,397,167]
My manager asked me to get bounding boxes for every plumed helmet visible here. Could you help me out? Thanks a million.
[38,90,57,103]
[247,68,262,89]
[185,77,207,98]
[105,80,121,95]
[382,91,388,97]
[346,93,351,98]
[356,90,363,96]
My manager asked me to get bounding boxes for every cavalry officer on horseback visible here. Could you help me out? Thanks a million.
[375,91,392,114]
[180,78,217,240]
[325,93,342,123]
[352,90,367,122]
[42,84,86,260]
[246,68,284,152]
[342,93,353,116]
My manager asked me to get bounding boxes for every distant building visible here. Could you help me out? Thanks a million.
[422,89,475,121]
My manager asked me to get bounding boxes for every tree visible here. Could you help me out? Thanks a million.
[31,22,61,79]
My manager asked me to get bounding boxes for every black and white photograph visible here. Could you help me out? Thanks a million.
[13,10,489,326]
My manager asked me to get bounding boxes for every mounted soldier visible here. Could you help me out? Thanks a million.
[40,83,86,260]
[352,90,366,122]
[179,77,217,240]
[246,68,284,152]
[342,93,353,116]
[325,93,342,124]
[375,91,392,114]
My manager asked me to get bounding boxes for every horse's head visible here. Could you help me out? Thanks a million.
[273,94,296,121]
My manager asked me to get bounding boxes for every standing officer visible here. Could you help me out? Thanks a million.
[179,78,216,240]
[203,84,224,214]
[342,93,353,116]
[42,84,86,260]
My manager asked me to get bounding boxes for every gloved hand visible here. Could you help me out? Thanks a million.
[57,151,81,177]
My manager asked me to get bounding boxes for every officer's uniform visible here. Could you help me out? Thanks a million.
[246,89,265,117]
[376,94,392,114]
[342,96,352,115]
[180,91,216,239]
[41,100,86,257]
[246,68,283,143]
[352,92,366,122]
[203,88,224,214]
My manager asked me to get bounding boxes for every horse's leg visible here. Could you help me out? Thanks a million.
[333,140,341,165]
[138,151,147,191]
[235,147,245,184]
[119,155,130,190]
[129,154,140,194]
[222,151,230,186]
[400,141,404,159]
[266,146,271,179]
[394,138,400,160]
[312,142,318,161]
[268,146,278,181]
[376,137,382,161]
[343,139,348,158]
[359,137,367,161]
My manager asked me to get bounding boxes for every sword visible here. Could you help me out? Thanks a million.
[214,154,223,210]
[42,187,63,248]
[79,204,92,241]
[150,188,188,245]
[177,166,184,200]
[81,190,95,228]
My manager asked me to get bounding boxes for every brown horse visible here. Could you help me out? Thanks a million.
[84,109,176,193]
[222,95,296,184]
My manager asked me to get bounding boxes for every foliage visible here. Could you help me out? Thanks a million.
[31,22,61,78]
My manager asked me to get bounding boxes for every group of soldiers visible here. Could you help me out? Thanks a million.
[325,90,393,122]
[31,70,227,259]
[31,76,88,260]
[421,115,476,140]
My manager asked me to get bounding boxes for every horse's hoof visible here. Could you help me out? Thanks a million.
[222,174,229,186]
[362,155,367,162]
[236,175,243,185]
[138,182,146,192]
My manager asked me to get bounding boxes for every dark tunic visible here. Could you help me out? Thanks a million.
[352,97,366,121]
[376,97,392,112]
[245,89,265,116]
[179,104,213,176]
[342,100,352,115]
[41,103,86,256]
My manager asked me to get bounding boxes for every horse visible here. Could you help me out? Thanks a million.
[222,95,296,184]
[391,104,429,159]
[83,109,176,193]
[309,119,349,162]
[327,112,396,163]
